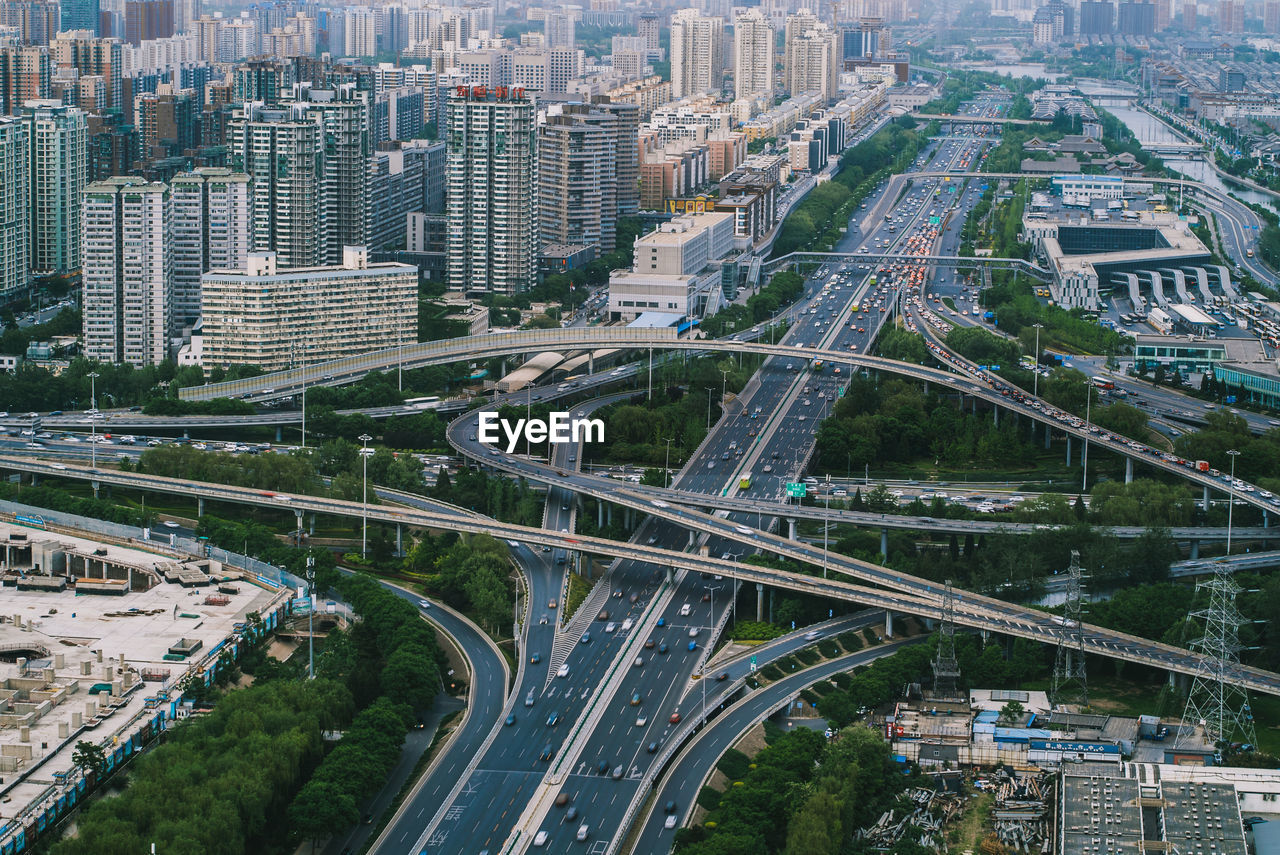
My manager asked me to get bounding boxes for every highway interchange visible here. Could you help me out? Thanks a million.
[9,97,1280,855]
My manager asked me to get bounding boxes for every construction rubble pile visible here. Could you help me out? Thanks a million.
[988,768,1053,854]
[852,786,963,851]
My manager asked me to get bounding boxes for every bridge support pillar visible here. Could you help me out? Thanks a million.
[1066,435,1072,465]
[1125,458,1134,484]
[607,504,613,526]
[993,406,998,427]
[275,426,282,443]
[880,527,888,557]
[972,397,978,416]
[885,610,894,638]
[588,354,594,375]
[787,518,797,539]
[689,529,695,547]
[197,497,205,517]
[91,480,99,499]
[295,510,303,545]
[1265,510,1270,528]
[666,565,673,584]
[756,583,764,622]
[1203,485,1211,511]
[396,524,402,557]
[1044,424,1052,450]
[1190,539,1199,560]
[598,502,604,528]
[309,513,316,535]
[625,507,634,530]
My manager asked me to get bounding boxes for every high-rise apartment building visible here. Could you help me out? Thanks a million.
[1079,0,1115,32]
[1181,1,1196,27]
[170,168,251,328]
[545,8,575,48]
[201,247,417,372]
[0,0,59,45]
[733,10,774,104]
[539,104,617,254]
[51,32,123,109]
[0,45,49,114]
[287,83,370,265]
[670,9,723,99]
[343,6,376,57]
[1267,0,1280,32]
[1117,1,1155,33]
[0,117,29,299]
[135,85,197,160]
[784,14,838,102]
[124,0,173,44]
[446,85,537,294]
[82,176,172,365]
[1217,0,1243,31]
[228,101,323,268]
[26,100,86,276]
[637,12,661,53]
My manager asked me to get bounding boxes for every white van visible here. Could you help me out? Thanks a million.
[679,604,692,617]
[576,825,590,841]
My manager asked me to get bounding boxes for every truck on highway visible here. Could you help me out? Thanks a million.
[1196,460,1210,472]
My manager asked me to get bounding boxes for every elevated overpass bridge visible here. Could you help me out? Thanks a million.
[177,327,1280,519]
[4,454,1278,697]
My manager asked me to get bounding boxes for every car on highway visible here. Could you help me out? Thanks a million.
[530,652,541,664]
[635,714,648,727]
[557,664,570,678]
[580,632,591,644]
[665,815,678,830]
[162,521,180,529]
[505,714,516,726]
[669,711,681,724]
[525,691,536,707]
[546,712,559,727]
[658,643,669,654]
[417,599,431,609]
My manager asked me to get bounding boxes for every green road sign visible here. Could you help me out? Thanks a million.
[929,216,941,225]
[786,483,807,498]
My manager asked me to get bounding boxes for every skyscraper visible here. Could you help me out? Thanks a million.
[170,168,251,328]
[733,10,774,104]
[82,176,172,365]
[784,13,838,102]
[446,85,537,294]
[123,0,173,44]
[1217,0,1243,31]
[26,100,86,275]
[1117,1,1155,33]
[1266,0,1280,32]
[1078,0,1115,33]
[670,9,723,99]
[0,117,29,299]
[228,101,323,268]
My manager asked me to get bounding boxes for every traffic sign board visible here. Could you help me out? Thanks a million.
[929,216,941,225]
[786,483,807,498]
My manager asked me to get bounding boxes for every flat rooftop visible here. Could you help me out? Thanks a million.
[0,523,286,840]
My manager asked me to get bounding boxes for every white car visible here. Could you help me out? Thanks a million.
[557,664,570,678]
[49,462,66,470]
[664,815,678,829]
[417,599,431,609]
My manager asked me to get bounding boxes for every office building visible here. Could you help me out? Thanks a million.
[608,211,734,320]
[1117,1,1155,34]
[0,117,29,299]
[26,100,86,276]
[0,45,49,114]
[785,14,839,102]
[201,247,416,372]
[228,101,323,268]
[842,18,890,59]
[446,85,537,294]
[1079,0,1115,32]
[733,10,774,104]
[670,9,723,99]
[170,168,251,329]
[81,177,172,366]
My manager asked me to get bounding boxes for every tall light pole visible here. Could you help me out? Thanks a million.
[359,433,373,558]
[705,387,713,432]
[823,474,831,579]
[1081,383,1092,492]
[720,368,729,405]
[87,372,99,470]
[664,437,674,488]
[701,584,719,724]
[305,555,315,679]
[1226,449,1240,555]
[1032,323,1044,398]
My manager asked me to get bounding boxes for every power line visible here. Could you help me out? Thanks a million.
[1051,550,1089,709]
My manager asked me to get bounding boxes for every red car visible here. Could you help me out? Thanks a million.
[669,711,681,724]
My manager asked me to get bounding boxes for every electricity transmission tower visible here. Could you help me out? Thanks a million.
[1051,551,1089,709]
[932,579,961,698]
[1177,565,1257,751]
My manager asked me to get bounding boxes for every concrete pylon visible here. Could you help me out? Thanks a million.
[1125,458,1133,484]
[885,610,894,638]
[880,528,888,557]
[787,518,796,539]
[756,583,764,621]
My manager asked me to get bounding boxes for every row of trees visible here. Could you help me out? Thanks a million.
[405,532,516,633]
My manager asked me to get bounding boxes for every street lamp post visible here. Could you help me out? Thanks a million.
[720,368,729,405]
[359,433,372,558]
[664,437,674,488]
[305,556,315,679]
[1032,323,1044,398]
[701,584,719,724]
[87,372,99,470]
[1082,384,1092,492]
[1227,449,1240,555]
[705,387,713,432]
